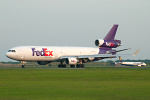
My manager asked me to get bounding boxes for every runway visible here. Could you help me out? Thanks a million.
[0,65,150,69]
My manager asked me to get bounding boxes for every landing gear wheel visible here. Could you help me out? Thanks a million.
[76,64,79,68]
[76,64,81,68]
[58,64,67,68]
[81,64,85,68]
[58,64,61,68]
[22,65,25,68]
[70,65,75,68]
[63,64,67,68]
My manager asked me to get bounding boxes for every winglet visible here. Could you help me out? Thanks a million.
[131,49,140,56]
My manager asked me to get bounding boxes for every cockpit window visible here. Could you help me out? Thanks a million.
[8,50,16,52]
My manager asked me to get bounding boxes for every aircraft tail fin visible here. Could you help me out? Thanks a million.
[104,25,118,40]
[119,56,123,62]
[98,24,121,54]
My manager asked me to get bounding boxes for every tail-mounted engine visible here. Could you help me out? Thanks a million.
[65,58,78,65]
[95,39,121,48]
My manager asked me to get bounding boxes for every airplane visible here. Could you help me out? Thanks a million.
[6,24,130,68]
[115,56,146,66]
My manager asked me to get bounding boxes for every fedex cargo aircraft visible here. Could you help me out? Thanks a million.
[6,25,129,68]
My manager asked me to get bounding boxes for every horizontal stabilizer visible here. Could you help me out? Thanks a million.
[107,48,131,54]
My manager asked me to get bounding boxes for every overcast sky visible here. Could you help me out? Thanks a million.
[0,0,150,61]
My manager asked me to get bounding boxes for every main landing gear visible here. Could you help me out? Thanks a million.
[70,64,85,68]
[58,64,67,68]
[58,63,85,68]
[70,65,75,68]
[58,61,67,68]
[76,64,85,68]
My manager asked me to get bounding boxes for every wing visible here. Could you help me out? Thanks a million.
[60,54,117,63]
[59,49,138,63]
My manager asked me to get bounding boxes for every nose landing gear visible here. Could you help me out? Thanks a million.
[22,64,25,68]
[21,61,26,68]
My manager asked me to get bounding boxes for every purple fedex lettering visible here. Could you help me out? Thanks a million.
[32,48,45,56]
[32,48,53,56]
[32,48,37,56]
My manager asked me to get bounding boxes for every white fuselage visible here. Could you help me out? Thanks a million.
[6,46,99,61]
[120,62,146,66]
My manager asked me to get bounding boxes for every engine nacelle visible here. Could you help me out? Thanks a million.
[37,61,50,65]
[65,58,78,65]
[95,39,121,48]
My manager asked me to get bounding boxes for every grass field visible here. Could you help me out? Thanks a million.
[0,67,150,100]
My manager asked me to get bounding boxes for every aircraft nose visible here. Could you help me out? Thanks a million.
[6,52,14,59]
[6,52,11,58]
[6,49,17,60]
